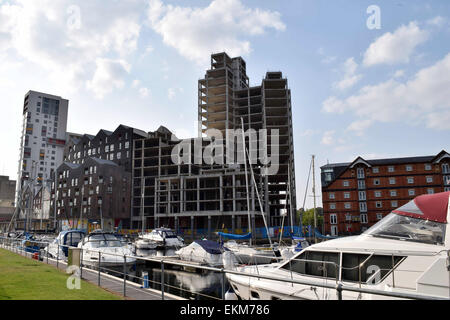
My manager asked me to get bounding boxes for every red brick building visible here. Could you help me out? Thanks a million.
[321,150,450,237]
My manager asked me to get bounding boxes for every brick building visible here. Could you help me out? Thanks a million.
[55,158,132,231]
[321,150,450,236]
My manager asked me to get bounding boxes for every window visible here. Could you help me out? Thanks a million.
[442,163,449,174]
[341,253,403,284]
[388,166,395,173]
[427,188,434,194]
[331,226,338,237]
[390,190,397,197]
[406,165,413,172]
[389,178,396,185]
[358,180,366,189]
[360,214,368,224]
[330,214,337,224]
[408,189,415,196]
[329,203,336,210]
[358,191,366,201]
[391,201,398,208]
[376,201,382,208]
[426,176,433,183]
[329,193,335,200]
[425,164,432,171]
[344,192,350,199]
[117,152,121,160]
[125,141,130,149]
[359,202,367,212]
[344,203,351,209]
[376,213,383,220]
[407,177,414,184]
[445,176,450,185]
[343,180,349,187]
[110,144,114,152]
[373,179,380,186]
[372,167,379,173]
[374,191,381,198]
[281,251,340,279]
[357,168,365,179]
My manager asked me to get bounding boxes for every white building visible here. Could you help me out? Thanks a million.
[16,91,69,217]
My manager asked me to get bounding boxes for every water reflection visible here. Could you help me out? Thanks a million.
[132,248,227,300]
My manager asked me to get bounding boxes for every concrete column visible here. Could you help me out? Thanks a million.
[191,216,195,241]
[175,216,179,233]
[232,174,236,211]
[232,215,235,234]
[208,216,211,239]
[197,177,200,211]
[219,176,223,212]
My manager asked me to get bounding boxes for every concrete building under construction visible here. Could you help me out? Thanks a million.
[132,52,297,236]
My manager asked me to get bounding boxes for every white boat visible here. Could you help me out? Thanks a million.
[43,230,85,259]
[135,233,158,250]
[224,241,277,265]
[175,240,227,267]
[78,230,136,269]
[143,228,184,248]
[226,191,450,300]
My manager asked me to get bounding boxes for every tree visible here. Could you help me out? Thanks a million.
[297,208,323,229]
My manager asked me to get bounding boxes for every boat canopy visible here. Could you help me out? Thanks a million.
[217,232,252,240]
[393,191,449,223]
[194,240,228,254]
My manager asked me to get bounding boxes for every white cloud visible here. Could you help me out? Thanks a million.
[0,0,143,97]
[147,0,286,65]
[363,22,428,66]
[139,87,150,98]
[318,47,336,64]
[333,57,363,91]
[321,130,335,145]
[87,58,131,99]
[393,70,405,78]
[346,119,373,136]
[427,16,446,28]
[323,53,450,131]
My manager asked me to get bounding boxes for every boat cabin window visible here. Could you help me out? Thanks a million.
[341,253,403,284]
[281,251,340,279]
[162,230,177,238]
[64,232,83,246]
[85,234,124,248]
[364,213,446,245]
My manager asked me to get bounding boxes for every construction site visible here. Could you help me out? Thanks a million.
[131,52,297,237]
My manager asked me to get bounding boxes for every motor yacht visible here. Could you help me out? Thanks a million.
[135,232,158,250]
[43,230,85,259]
[224,241,277,265]
[143,228,184,249]
[226,191,450,300]
[78,230,136,270]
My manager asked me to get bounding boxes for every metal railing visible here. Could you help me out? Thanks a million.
[0,235,448,301]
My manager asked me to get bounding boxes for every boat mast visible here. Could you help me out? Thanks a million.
[312,155,317,244]
[241,117,252,246]
[141,177,145,234]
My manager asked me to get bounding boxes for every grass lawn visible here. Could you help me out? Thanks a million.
[0,248,122,300]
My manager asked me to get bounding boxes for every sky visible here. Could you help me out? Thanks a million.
[0,0,449,209]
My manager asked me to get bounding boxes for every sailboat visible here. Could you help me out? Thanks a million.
[220,118,280,265]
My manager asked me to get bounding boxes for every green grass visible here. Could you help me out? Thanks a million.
[0,248,122,300]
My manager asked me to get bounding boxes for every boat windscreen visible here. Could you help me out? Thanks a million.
[364,213,446,245]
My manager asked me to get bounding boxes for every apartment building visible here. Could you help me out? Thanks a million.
[53,124,147,230]
[321,150,450,236]
[0,176,16,231]
[55,158,132,231]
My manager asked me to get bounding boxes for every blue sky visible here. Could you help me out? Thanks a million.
[0,0,449,209]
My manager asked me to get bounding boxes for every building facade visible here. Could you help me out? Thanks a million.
[0,176,16,231]
[16,91,69,221]
[54,158,132,231]
[53,124,148,230]
[321,150,450,236]
[132,52,297,236]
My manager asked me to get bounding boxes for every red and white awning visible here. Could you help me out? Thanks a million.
[393,191,450,223]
